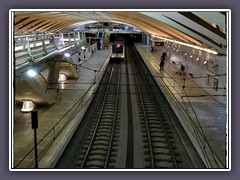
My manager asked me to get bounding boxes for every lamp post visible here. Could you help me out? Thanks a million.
[31,111,38,168]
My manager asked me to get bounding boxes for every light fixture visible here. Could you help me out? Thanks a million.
[64,52,71,58]
[58,73,67,81]
[204,60,208,64]
[81,46,86,50]
[27,69,37,77]
[15,46,24,51]
[35,42,43,46]
[185,52,188,56]
[190,55,193,58]
[21,100,36,112]
[196,57,200,61]
[151,35,218,55]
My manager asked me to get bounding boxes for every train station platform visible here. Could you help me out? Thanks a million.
[13,48,111,169]
[12,43,227,169]
[134,43,227,168]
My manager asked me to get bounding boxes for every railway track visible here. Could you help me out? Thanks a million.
[128,46,180,168]
[55,45,205,169]
[73,63,122,168]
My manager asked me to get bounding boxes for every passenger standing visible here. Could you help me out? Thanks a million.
[180,64,185,75]
[161,52,166,60]
[160,59,164,71]
[151,46,154,52]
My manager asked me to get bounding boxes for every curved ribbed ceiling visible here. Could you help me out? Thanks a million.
[12,10,228,54]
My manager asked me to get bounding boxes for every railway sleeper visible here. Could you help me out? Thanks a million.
[112,141,119,147]
[96,132,110,137]
[145,109,157,113]
[148,121,162,126]
[110,147,118,152]
[91,145,108,150]
[89,150,106,156]
[153,148,170,154]
[150,132,165,137]
[107,164,116,168]
[85,161,105,168]
[73,161,83,168]
[154,162,175,168]
[98,126,112,130]
[144,150,151,155]
[108,158,117,164]
[151,135,168,140]
[95,136,110,141]
[98,129,111,134]
[83,144,91,150]
[152,143,169,148]
[77,154,85,161]
[88,154,106,161]
[110,152,118,157]
[150,130,163,135]
[113,137,119,141]
[142,138,150,143]
[148,118,162,122]
[114,129,120,134]
[154,154,173,161]
[99,120,113,124]
[140,125,147,129]
[115,126,121,131]
[151,137,167,142]
[141,131,148,137]
[144,156,153,161]
[150,131,165,135]
[149,126,163,131]
[144,163,155,169]
[100,115,114,119]
[87,131,95,137]
[114,134,120,139]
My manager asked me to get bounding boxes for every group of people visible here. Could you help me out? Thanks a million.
[159,52,185,74]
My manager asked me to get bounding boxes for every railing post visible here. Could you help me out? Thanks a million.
[31,111,38,168]
[26,37,33,63]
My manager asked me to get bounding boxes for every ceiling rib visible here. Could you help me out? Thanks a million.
[13,11,227,54]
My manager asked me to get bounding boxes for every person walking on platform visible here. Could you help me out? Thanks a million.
[161,52,166,60]
[160,59,164,71]
[151,46,154,52]
[180,64,185,75]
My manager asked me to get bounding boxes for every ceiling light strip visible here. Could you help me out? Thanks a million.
[152,35,218,55]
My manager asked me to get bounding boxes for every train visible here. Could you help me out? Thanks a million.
[110,40,125,62]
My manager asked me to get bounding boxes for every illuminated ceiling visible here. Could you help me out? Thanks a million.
[13,10,228,54]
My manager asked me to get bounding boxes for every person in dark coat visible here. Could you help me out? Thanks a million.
[180,64,185,75]
[161,52,166,60]
[160,60,164,71]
